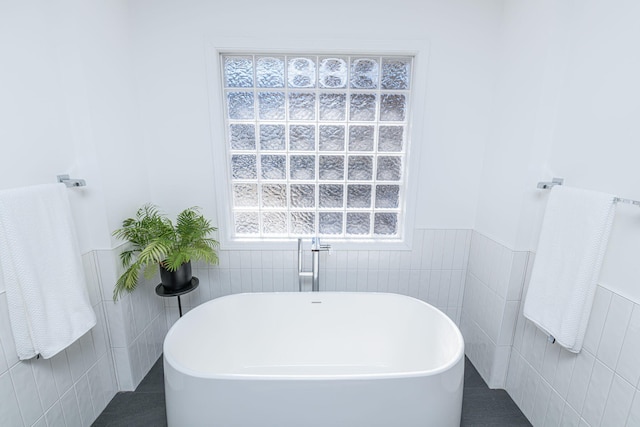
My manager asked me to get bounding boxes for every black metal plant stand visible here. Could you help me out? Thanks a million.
[155,277,199,317]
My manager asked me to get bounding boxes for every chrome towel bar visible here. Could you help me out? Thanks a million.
[537,177,639,207]
[57,174,86,188]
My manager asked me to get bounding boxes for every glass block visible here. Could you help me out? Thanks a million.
[319,125,345,151]
[229,124,255,150]
[262,212,287,234]
[256,56,285,88]
[289,93,316,120]
[376,156,402,181]
[319,93,346,121]
[378,126,404,152]
[290,155,315,180]
[375,185,400,208]
[349,94,376,121]
[348,125,374,151]
[374,212,398,235]
[347,184,372,208]
[259,125,286,150]
[290,184,315,208]
[381,57,411,90]
[290,212,315,235]
[346,213,370,235]
[319,212,343,235]
[261,155,286,180]
[224,56,253,88]
[258,92,285,120]
[347,156,373,180]
[261,184,287,207]
[231,154,257,179]
[318,57,348,88]
[235,212,259,235]
[380,94,406,121]
[351,58,379,89]
[319,184,344,208]
[289,125,316,151]
[226,92,254,119]
[319,156,344,180]
[288,57,316,88]
[232,184,258,207]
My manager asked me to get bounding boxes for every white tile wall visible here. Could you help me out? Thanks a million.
[164,229,473,331]
[95,247,166,392]
[464,230,640,426]
[7,225,637,427]
[461,231,529,388]
[508,281,640,426]
[0,252,117,427]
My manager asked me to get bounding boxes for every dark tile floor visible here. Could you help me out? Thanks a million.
[461,359,531,426]
[93,356,530,426]
[92,357,166,427]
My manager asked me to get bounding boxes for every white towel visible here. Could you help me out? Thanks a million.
[0,183,96,359]
[523,185,616,353]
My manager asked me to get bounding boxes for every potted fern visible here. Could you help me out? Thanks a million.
[112,204,219,300]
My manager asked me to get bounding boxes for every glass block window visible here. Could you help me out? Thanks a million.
[222,54,412,239]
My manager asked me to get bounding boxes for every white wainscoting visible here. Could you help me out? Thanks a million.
[0,252,117,427]
[162,229,472,333]
[462,230,640,426]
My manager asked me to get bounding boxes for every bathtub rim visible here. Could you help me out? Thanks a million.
[163,291,465,381]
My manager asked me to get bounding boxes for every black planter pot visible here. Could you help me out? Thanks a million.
[159,261,192,292]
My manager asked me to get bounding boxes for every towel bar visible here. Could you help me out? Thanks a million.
[536,177,564,189]
[57,174,86,188]
[613,197,640,207]
[536,177,640,207]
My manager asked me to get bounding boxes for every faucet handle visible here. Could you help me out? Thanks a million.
[319,244,331,256]
[311,237,331,252]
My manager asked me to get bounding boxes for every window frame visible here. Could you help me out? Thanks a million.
[207,38,429,251]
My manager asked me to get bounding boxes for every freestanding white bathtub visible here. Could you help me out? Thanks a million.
[164,292,464,427]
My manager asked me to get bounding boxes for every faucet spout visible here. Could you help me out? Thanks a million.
[298,237,331,292]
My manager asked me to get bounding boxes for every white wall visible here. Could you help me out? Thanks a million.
[466,1,640,424]
[129,0,502,232]
[0,1,154,425]
[545,0,640,303]
[1,0,105,252]
[475,0,640,302]
[6,0,640,423]
[0,0,151,253]
[474,0,572,252]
